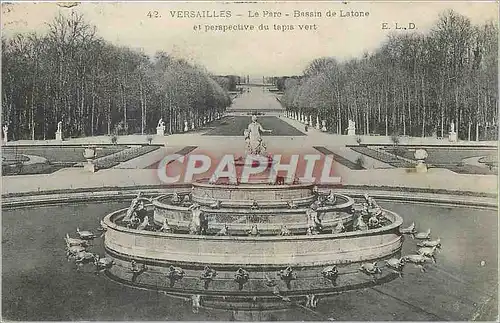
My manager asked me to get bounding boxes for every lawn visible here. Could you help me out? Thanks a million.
[203,116,305,136]
[2,162,69,176]
[383,147,497,165]
[1,146,125,163]
[382,146,497,175]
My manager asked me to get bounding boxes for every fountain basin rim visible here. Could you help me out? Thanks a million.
[153,193,354,211]
[103,208,402,241]
[104,238,402,268]
[192,179,315,190]
[157,213,353,232]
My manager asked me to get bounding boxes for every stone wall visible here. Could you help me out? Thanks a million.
[104,209,403,267]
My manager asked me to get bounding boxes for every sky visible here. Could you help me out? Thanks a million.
[2,1,498,76]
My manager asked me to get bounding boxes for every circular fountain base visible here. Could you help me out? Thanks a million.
[101,180,404,310]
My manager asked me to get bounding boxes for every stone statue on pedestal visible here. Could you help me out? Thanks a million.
[157,118,166,136]
[449,121,457,142]
[189,203,208,235]
[244,115,272,156]
[347,119,356,136]
[2,124,8,144]
[321,120,327,132]
[56,121,63,141]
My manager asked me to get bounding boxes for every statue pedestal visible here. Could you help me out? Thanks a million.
[448,132,457,142]
[84,161,97,173]
[415,160,427,173]
[55,131,63,141]
[347,129,356,136]
[157,127,165,136]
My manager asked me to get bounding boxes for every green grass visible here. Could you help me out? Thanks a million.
[2,162,72,176]
[203,116,305,136]
[1,146,125,163]
[381,147,497,175]
[384,147,497,165]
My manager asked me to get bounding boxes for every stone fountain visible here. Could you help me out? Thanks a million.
[95,116,411,311]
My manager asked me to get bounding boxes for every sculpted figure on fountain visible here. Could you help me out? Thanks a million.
[189,203,208,235]
[244,115,272,156]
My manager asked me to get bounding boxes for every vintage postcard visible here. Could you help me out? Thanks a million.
[1,1,498,321]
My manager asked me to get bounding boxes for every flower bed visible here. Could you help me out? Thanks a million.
[95,146,160,169]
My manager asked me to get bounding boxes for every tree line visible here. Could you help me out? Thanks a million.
[277,10,498,140]
[2,12,233,140]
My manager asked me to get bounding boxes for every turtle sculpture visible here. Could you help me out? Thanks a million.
[417,246,438,263]
[400,222,417,235]
[321,265,339,285]
[130,260,148,282]
[74,251,96,270]
[413,228,431,240]
[417,238,441,249]
[278,266,296,289]
[200,266,217,289]
[94,255,115,273]
[65,233,89,247]
[401,254,430,272]
[264,274,277,287]
[66,245,87,260]
[359,262,382,280]
[385,258,405,278]
[234,268,250,290]
[166,265,185,287]
[76,228,95,240]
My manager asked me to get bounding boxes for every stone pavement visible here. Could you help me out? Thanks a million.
[2,163,497,196]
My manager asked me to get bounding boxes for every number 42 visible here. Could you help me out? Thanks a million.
[147,11,160,18]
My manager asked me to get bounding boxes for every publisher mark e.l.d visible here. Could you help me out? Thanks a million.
[381,22,416,30]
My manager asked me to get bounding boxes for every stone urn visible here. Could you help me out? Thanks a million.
[414,149,428,173]
[83,146,97,173]
[83,147,97,161]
